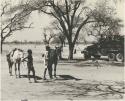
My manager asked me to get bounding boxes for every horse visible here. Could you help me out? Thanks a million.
[42,46,60,79]
[6,48,24,78]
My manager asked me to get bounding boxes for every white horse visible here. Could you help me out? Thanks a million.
[6,48,25,78]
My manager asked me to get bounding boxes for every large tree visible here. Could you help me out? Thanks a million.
[29,0,94,59]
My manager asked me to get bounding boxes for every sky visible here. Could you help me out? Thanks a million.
[1,0,125,42]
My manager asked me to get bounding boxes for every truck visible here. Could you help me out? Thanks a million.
[81,35,124,62]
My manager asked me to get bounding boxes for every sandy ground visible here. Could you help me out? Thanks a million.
[1,44,125,100]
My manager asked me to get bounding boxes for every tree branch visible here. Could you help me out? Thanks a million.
[73,16,90,45]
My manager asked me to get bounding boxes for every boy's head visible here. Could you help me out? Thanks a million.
[27,49,32,54]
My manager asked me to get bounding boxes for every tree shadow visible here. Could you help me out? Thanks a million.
[50,81,125,99]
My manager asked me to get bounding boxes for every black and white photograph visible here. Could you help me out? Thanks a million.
[0,0,125,100]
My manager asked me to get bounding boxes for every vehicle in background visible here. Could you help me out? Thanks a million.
[81,35,124,62]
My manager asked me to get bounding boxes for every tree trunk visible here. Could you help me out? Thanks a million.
[68,43,74,60]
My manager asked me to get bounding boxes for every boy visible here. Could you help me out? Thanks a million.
[42,45,50,80]
[23,49,36,82]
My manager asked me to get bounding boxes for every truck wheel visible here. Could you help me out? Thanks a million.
[116,53,123,62]
[108,53,116,61]
[100,49,107,56]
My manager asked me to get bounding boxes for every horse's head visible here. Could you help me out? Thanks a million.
[6,53,11,62]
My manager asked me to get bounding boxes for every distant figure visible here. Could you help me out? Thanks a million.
[23,49,36,83]
[6,48,24,77]
[92,58,101,69]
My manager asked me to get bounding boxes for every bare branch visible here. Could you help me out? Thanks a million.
[1,2,10,17]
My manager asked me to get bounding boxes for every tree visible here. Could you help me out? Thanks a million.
[30,0,94,59]
[42,27,56,45]
[51,20,66,47]
[83,0,123,40]
[0,1,32,53]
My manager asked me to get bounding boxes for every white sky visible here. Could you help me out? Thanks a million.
[1,0,125,42]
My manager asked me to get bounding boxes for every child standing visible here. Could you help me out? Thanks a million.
[42,45,50,80]
[23,49,36,82]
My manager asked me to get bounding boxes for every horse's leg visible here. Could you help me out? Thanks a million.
[10,63,13,76]
[8,63,11,76]
[18,62,21,78]
[43,68,47,80]
[15,63,17,78]
[9,65,11,76]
